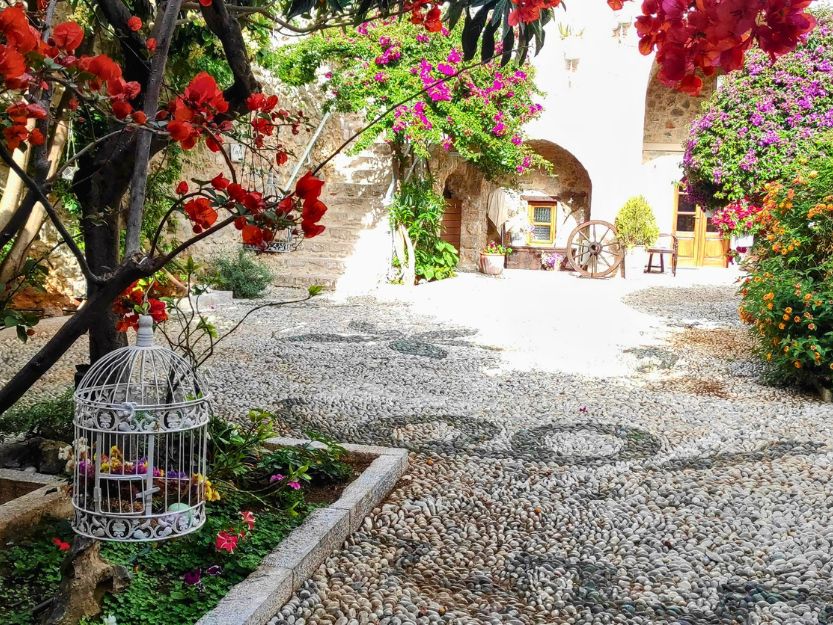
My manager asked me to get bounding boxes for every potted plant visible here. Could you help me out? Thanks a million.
[541,252,564,271]
[711,198,762,258]
[614,195,659,274]
[480,242,512,276]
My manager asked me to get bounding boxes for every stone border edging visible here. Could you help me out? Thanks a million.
[0,468,70,543]
[196,438,408,625]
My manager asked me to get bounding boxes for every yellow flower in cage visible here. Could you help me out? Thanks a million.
[193,473,220,502]
[778,323,786,330]
[794,361,802,369]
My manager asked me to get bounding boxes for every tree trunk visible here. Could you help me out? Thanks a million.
[0,119,34,234]
[74,131,138,361]
[0,118,70,285]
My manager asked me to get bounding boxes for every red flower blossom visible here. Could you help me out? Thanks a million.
[28,128,44,145]
[0,45,26,81]
[52,22,84,53]
[295,171,324,201]
[126,16,142,32]
[276,151,288,166]
[176,181,189,195]
[302,199,327,223]
[111,100,132,119]
[241,224,264,246]
[199,0,213,6]
[132,110,147,124]
[0,6,38,54]
[211,173,230,190]
[184,197,218,231]
[52,537,70,551]
[240,510,255,531]
[301,221,326,238]
[146,37,156,53]
[215,530,239,553]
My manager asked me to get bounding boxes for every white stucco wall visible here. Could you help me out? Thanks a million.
[526,4,676,227]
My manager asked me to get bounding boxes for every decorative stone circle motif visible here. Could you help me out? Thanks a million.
[365,414,502,454]
[507,422,663,464]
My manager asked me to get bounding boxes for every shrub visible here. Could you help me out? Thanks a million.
[389,179,459,283]
[206,250,271,298]
[739,147,833,393]
[615,196,659,249]
[0,387,74,443]
[683,11,833,208]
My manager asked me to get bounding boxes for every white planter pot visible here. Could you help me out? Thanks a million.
[732,234,754,249]
[626,245,648,275]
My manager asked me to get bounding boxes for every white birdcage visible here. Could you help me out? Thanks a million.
[72,315,211,542]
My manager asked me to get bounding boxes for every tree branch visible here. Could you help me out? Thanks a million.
[199,0,260,113]
[125,0,185,255]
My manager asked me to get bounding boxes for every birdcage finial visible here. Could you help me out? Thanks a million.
[136,314,154,347]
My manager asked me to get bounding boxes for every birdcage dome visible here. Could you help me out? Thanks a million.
[71,315,211,542]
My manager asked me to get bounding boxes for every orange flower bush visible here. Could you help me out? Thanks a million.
[739,146,833,392]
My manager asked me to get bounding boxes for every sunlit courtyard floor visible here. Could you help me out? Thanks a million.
[3,268,832,624]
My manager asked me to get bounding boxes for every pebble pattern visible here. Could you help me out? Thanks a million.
[2,284,832,625]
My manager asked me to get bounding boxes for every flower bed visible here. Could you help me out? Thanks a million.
[0,492,305,625]
[0,412,398,625]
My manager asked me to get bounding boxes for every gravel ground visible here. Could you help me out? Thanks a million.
[1,275,832,625]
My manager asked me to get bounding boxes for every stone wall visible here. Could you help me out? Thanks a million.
[642,71,716,156]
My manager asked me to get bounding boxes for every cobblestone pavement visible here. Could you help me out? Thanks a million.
[1,272,831,625]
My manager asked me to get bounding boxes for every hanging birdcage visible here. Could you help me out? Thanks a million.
[72,315,211,542]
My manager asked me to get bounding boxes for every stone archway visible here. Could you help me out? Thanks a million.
[642,66,717,162]
[523,140,592,225]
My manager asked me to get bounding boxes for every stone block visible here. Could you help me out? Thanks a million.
[195,567,293,625]
[261,507,350,590]
[333,454,408,532]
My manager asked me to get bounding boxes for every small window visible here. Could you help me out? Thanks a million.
[528,203,557,245]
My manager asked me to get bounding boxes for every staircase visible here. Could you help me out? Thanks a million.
[266,144,393,291]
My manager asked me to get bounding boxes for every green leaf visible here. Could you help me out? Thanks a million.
[308,284,324,297]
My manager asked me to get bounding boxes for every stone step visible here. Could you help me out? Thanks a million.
[272,271,339,290]
[297,238,356,255]
[323,182,390,200]
[272,255,347,272]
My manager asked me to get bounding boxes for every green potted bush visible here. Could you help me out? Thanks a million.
[614,195,659,273]
[479,242,512,276]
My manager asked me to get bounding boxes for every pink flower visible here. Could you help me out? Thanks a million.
[288,481,301,490]
[442,137,453,151]
[270,473,285,483]
[492,122,506,136]
[511,135,522,146]
[240,510,256,531]
[437,63,455,76]
[215,530,239,553]
[417,33,429,43]
[374,72,386,82]
[447,48,462,63]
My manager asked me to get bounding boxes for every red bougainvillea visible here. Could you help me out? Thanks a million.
[112,282,168,332]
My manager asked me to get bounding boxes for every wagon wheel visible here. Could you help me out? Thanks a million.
[566,220,624,279]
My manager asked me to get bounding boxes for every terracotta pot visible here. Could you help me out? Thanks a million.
[479,253,505,276]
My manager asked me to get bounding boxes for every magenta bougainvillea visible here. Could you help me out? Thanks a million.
[275,19,544,179]
[683,12,833,210]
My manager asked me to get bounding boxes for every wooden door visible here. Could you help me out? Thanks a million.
[441,198,462,250]
[674,188,727,268]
